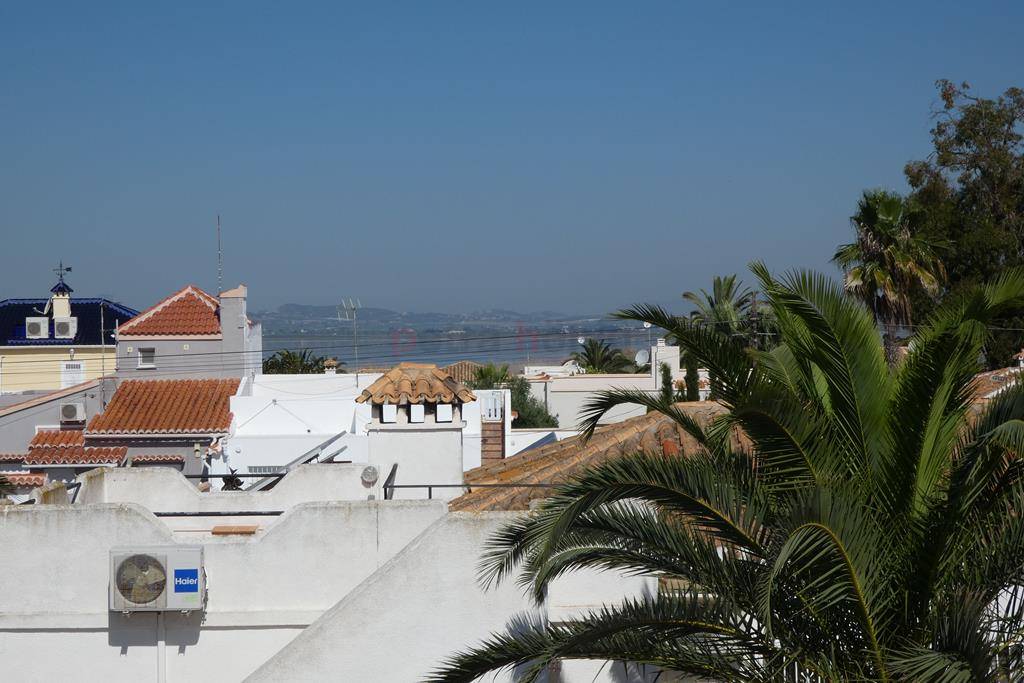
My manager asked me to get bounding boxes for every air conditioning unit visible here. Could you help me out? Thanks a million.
[110,546,205,612]
[59,402,86,423]
[54,316,77,339]
[25,317,49,339]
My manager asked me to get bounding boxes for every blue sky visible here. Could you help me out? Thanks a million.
[2,2,1022,314]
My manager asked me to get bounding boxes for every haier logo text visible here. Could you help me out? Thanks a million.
[174,569,199,593]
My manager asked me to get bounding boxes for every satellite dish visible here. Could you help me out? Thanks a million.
[643,322,652,329]
[577,337,586,345]
[634,350,650,366]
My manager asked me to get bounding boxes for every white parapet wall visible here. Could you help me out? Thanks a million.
[248,512,660,682]
[0,498,446,682]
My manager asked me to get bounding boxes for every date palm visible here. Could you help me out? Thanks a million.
[833,189,946,356]
[262,349,331,374]
[683,273,755,337]
[571,338,632,374]
[469,363,511,390]
[430,264,1024,682]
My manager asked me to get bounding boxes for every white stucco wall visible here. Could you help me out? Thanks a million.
[248,512,659,683]
[0,498,446,682]
[367,426,465,500]
[525,342,687,430]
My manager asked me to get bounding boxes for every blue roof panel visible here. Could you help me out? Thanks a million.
[0,298,139,346]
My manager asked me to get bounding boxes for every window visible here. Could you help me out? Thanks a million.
[138,347,156,369]
[381,403,397,423]
[436,403,454,423]
[409,404,425,423]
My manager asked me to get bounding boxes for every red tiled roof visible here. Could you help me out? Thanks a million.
[23,446,126,466]
[442,360,484,384]
[87,378,239,435]
[118,285,221,337]
[972,367,1021,402]
[0,454,25,463]
[130,454,185,464]
[30,429,85,449]
[451,402,729,512]
[0,472,47,488]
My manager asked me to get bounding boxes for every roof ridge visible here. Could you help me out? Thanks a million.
[118,284,219,335]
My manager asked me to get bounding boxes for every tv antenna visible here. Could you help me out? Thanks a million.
[338,298,363,385]
[216,214,223,294]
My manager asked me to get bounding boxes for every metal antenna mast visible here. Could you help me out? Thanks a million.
[338,298,363,386]
[216,214,223,294]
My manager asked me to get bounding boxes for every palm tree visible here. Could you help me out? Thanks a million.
[262,349,330,374]
[430,264,1024,681]
[469,363,511,390]
[571,338,632,374]
[833,189,946,358]
[682,273,755,337]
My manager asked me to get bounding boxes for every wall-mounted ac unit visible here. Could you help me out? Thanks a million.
[54,316,77,339]
[25,317,49,339]
[109,546,205,612]
[60,402,86,423]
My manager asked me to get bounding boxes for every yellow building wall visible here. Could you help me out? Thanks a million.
[0,347,117,393]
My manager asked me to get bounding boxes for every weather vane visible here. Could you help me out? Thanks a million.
[53,260,72,283]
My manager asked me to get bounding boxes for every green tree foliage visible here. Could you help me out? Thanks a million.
[507,376,558,429]
[833,189,946,359]
[683,274,754,334]
[683,351,699,401]
[430,264,1024,682]
[262,349,330,374]
[658,362,674,406]
[467,363,510,390]
[904,80,1024,367]
[571,338,632,373]
[682,274,772,350]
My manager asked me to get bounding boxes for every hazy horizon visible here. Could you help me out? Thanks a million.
[3,2,1022,314]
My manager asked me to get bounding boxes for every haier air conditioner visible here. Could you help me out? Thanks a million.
[54,316,77,339]
[109,546,205,612]
[25,317,49,339]
[59,402,86,423]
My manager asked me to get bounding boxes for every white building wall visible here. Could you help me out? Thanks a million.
[0,498,446,682]
[527,343,687,430]
[248,513,660,683]
[367,427,465,500]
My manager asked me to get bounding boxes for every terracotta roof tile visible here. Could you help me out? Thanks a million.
[0,472,47,488]
[118,285,221,337]
[972,367,1021,402]
[442,360,484,385]
[355,363,475,405]
[86,378,239,434]
[23,446,126,466]
[130,454,185,464]
[29,429,85,449]
[451,402,727,512]
[0,454,26,463]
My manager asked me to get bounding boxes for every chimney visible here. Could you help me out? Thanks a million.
[49,275,73,319]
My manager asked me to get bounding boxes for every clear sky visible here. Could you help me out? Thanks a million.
[2,2,1022,314]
